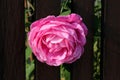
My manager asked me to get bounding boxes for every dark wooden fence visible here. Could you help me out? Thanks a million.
[0,0,120,80]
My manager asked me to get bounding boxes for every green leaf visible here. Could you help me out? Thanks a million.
[25,46,32,61]
[60,10,71,15]
[26,61,34,80]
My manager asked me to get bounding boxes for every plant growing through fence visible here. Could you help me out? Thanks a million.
[93,0,101,80]
[25,0,35,79]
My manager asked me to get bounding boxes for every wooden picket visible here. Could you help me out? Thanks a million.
[0,0,25,80]
[35,0,61,80]
[102,0,120,80]
[70,0,94,80]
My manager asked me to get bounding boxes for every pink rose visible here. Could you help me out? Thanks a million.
[28,13,88,66]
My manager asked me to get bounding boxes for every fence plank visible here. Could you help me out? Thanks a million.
[35,0,61,80]
[103,0,120,80]
[0,0,25,80]
[0,0,5,79]
[71,0,94,80]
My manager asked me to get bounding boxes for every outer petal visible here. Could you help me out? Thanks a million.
[56,13,82,23]
[30,15,55,29]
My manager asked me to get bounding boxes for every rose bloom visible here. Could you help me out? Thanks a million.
[28,13,88,66]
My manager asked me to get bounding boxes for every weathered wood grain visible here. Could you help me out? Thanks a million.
[0,0,25,80]
[103,0,120,80]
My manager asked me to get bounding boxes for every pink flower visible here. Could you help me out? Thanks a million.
[28,13,88,66]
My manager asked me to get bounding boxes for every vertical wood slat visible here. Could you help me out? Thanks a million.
[103,0,120,80]
[0,0,5,79]
[71,0,94,80]
[0,0,25,80]
[35,0,61,80]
